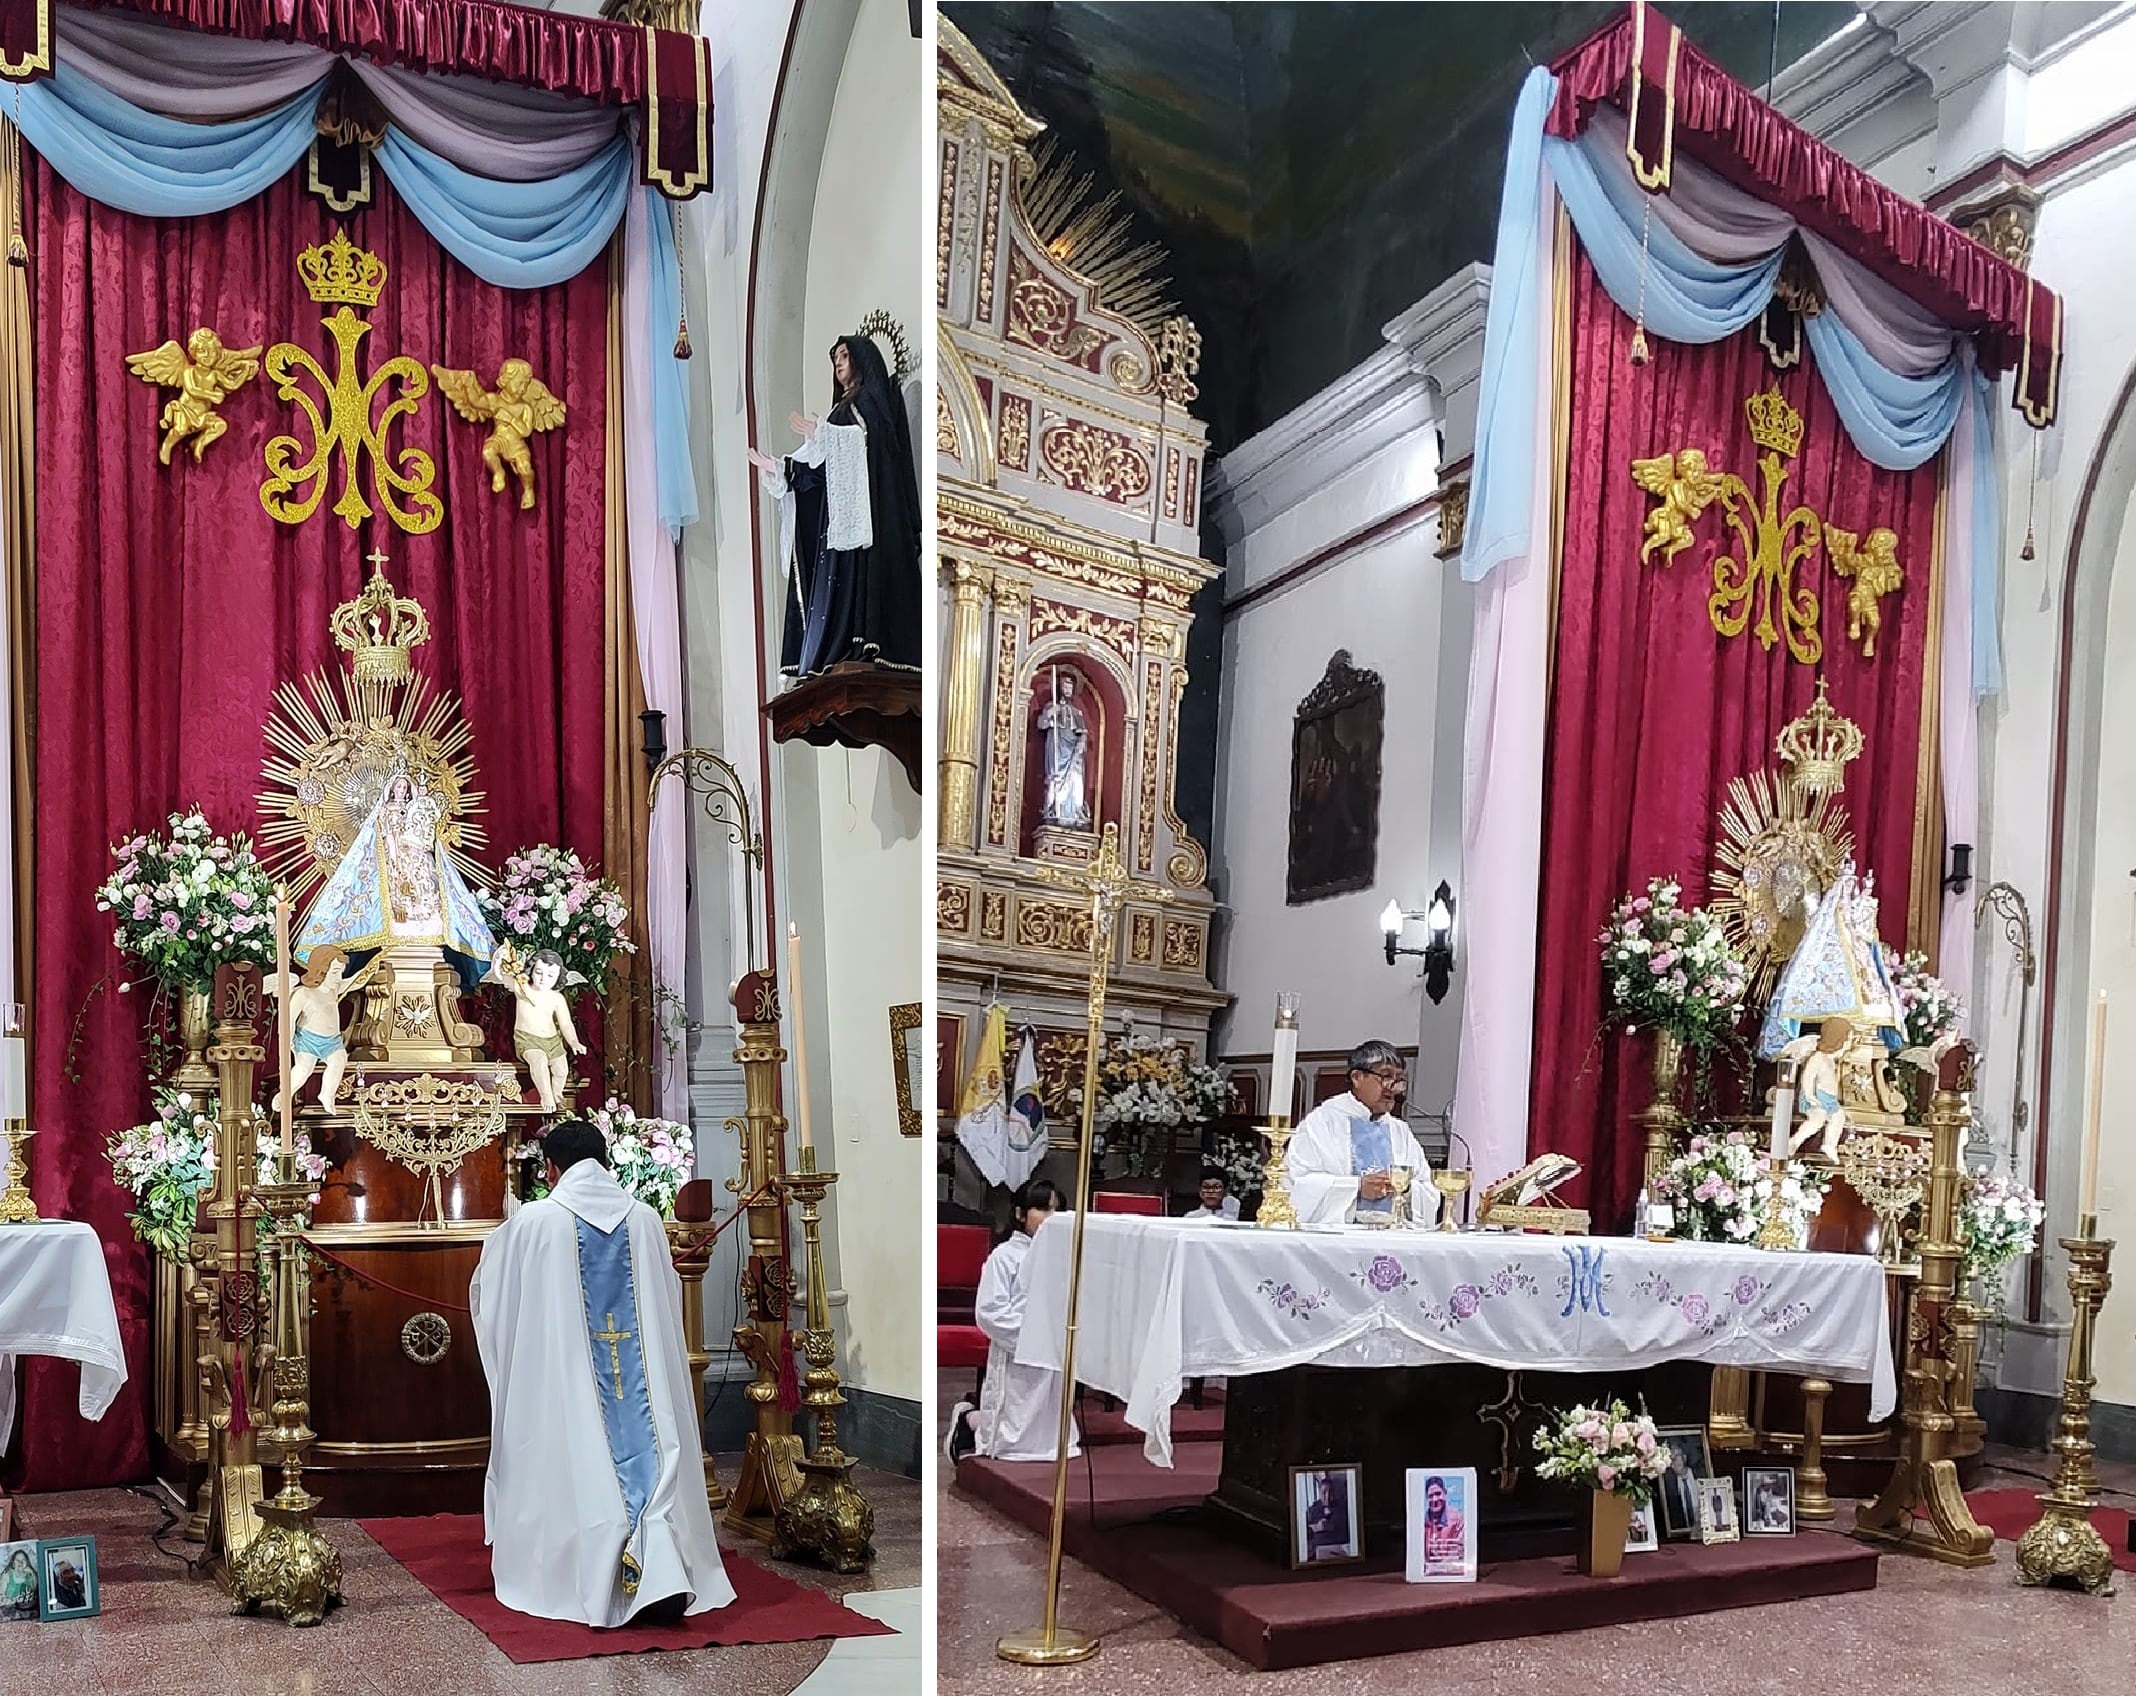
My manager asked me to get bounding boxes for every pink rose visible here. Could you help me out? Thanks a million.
[231,890,252,910]
[1636,1430,1656,1455]
[1597,1463,1618,1489]
[161,912,181,935]
[132,893,151,920]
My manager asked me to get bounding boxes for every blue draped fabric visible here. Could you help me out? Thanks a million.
[1346,1117,1393,1218]
[375,129,632,290]
[1464,66,2003,694]
[573,1215,660,1594]
[16,57,317,217]
[15,51,697,528]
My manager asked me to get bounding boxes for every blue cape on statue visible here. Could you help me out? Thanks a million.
[298,783,495,963]
[1755,861,1903,1060]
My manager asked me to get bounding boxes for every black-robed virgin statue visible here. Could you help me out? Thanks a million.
[750,331,921,678]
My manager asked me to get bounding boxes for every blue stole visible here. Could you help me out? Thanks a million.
[1348,1116,1393,1217]
[574,1215,661,1596]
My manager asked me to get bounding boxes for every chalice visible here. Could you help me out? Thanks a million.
[1433,1168,1470,1233]
[1389,1166,1413,1229]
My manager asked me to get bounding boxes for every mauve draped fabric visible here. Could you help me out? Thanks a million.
[57,5,623,178]
[71,0,650,102]
[1546,17,2042,373]
[1530,254,1939,1233]
[12,160,608,1490]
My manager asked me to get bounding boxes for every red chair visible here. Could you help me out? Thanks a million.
[1092,1192,1165,1216]
[938,1223,992,1399]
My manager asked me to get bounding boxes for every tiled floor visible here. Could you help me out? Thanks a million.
[937,1394,2136,1695]
[1,1455,919,1696]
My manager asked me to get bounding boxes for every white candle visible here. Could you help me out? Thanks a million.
[2,1026,23,1122]
[1768,1060,1796,1161]
[275,888,295,1158]
[2080,991,2107,1221]
[787,924,814,1153]
[1271,992,1300,1126]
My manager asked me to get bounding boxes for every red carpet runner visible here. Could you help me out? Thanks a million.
[1964,1488,2136,1573]
[358,1513,897,1663]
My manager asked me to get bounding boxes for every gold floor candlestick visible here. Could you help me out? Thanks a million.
[768,1148,875,1575]
[2014,1224,2117,1594]
[1000,824,1168,1668]
[229,1158,342,1626]
[0,1120,36,1223]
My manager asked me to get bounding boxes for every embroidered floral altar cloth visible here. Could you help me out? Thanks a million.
[1017,1216,1895,1467]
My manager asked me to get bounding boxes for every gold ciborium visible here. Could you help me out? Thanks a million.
[1432,1168,1469,1232]
[1389,1166,1413,1228]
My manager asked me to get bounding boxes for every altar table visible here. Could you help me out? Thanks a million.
[1017,1216,1896,1466]
[0,1221,128,1450]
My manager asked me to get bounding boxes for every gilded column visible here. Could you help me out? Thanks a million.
[984,576,1032,852]
[939,557,992,850]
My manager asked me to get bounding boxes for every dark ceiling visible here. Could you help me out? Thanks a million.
[946,1,1860,452]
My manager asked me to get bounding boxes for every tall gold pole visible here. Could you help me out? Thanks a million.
[998,824,1168,1668]
[938,559,991,851]
[2013,1223,2116,1593]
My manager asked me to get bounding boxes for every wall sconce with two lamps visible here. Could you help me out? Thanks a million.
[1380,881,1456,1005]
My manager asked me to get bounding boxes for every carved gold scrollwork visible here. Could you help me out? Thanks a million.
[999,394,1032,470]
[1014,898,1093,954]
[1040,419,1151,503]
[936,388,961,457]
[980,890,1007,941]
[1161,918,1205,971]
[938,881,972,934]
[1028,599,1135,665]
[1007,247,1107,363]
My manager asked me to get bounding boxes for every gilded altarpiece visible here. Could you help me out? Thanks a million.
[936,25,1225,1132]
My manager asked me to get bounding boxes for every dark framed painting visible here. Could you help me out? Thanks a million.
[1286,650,1384,905]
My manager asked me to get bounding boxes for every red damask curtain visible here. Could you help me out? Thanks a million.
[12,158,608,1489]
[1532,251,1939,1231]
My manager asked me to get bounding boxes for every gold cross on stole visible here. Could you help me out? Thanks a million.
[592,1311,632,1401]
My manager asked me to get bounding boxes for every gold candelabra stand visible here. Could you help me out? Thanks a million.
[999,823,1168,1668]
[1853,1042,1994,1566]
[665,1210,729,1513]
[2013,1223,2117,1594]
[0,1119,35,1223]
[228,1150,343,1625]
[1256,1122,1299,1230]
[768,1146,875,1574]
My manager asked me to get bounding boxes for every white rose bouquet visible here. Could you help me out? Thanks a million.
[1533,1398,1672,1504]
[1598,876,1750,1053]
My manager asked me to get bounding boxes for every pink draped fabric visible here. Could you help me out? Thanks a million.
[1546,5,2054,391]
[622,186,685,1120]
[1938,355,1983,1006]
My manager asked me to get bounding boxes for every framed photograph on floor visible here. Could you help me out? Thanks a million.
[1626,1498,1660,1553]
[1,1541,39,1625]
[36,1537,97,1621]
[1404,1466,1477,1583]
[1289,1463,1364,1569]
[1697,1479,1741,1546]
[1743,1467,1796,1535]
[1654,1425,1714,1541]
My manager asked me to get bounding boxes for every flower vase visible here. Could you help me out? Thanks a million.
[1638,1028,1686,1190]
[1576,1488,1634,1578]
[171,985,218,1096]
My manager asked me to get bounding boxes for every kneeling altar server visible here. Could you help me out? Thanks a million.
[1287,1040,1437,1226]
[472,1121,736,1626]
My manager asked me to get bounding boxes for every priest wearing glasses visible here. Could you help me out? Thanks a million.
[1287,1040,1437,1226]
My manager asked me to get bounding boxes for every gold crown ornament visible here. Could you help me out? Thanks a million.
[1744,383,1805,459]
[1775,678,1864,798]
[329,553,431,684]
[296,230,388,310]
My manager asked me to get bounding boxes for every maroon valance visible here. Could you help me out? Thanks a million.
[1548,2,2062,426]
[0,0,714,197]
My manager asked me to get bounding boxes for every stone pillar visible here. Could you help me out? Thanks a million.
[938,557,992,850]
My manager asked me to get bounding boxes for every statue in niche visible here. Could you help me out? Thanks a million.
[1037,668,1092,829]
[748,330,921,678]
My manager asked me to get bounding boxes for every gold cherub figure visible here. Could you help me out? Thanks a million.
[1821,522,1903,658]
[431,357,567,509]
[1631,448,1725,567]
[125,328,263,465]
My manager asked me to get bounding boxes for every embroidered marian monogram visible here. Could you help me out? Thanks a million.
[1559,1245,1612,1317]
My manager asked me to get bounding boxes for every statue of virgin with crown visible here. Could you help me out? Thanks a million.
[298,765,495,969]
[1755,857,1902,1060]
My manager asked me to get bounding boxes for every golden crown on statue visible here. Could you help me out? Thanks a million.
[1775,678,1864,797]
[330,554,432,684]
[296,229,388,310]
[1744,383,1805,459]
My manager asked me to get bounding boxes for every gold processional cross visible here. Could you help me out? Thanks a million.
[592,1311,633,1401]
[1630,384,1901,665]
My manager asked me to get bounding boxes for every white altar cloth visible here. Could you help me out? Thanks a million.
[0,1220,128,1447]
[1016,1216,1896,1466]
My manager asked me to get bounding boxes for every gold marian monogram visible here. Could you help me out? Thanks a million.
[260,231,442,534]
[1631,385,1901,664]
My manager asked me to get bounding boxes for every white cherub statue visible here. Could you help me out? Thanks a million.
[267,944,376,1114]
[496,944,584,1112]
[1781,1016,1854,1159]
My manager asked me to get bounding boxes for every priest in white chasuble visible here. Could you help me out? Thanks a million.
[471,1121,736,1627]
[1287,1040,1437,1226]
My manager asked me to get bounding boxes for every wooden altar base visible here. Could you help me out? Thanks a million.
[957,1448,1880,1671]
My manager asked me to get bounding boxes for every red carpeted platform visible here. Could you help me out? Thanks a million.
[957,1448,1880,1671]
[358,1513,897,1663]
[1965,1487,2136,1572]
[1076,1391,1227,1447]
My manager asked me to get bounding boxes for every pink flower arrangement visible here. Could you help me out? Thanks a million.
[1533,1398,1671,1503]
[94,808,280,993]
[478,843,635,988]
[1598,876,1749,1052]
